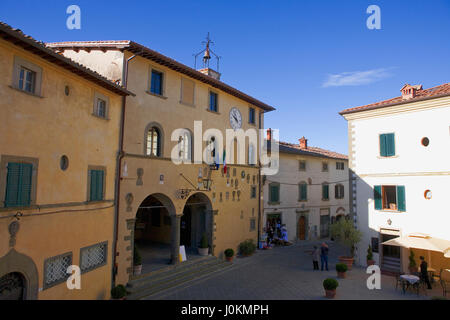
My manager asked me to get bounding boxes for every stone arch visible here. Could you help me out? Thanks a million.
[0,249,38,300]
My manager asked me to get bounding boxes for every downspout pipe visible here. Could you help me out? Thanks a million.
[257,110,265,249]
[112,53,137,287]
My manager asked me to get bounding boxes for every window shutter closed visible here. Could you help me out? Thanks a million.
[380,135,387,156]
[5,162,32,207]
[397,186,406,212]
[374,185,382,210]
[387,134,395,156]
[90,170,104,201]
[270,185,279,203]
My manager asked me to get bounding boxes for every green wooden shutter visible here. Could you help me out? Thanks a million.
[5,163,32,207]
[90,170,104,201]
[380,134,387,156]
[374,185,382,210]
[270,184,279,203]
[322,184,329,200]
[397,186,406,212]
[387,133,396,156]
[301,184,307,200]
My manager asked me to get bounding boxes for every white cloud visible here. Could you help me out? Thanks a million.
[322,68,393,87]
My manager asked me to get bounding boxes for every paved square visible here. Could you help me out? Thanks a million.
[148,241,444,300]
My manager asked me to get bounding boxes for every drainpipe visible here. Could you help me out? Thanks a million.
[257,110,264,249]
[112,53,137,287]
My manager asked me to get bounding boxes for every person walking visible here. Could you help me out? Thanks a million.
[419,256,432,289]
[320,242,329,271]
[311,246,320,270]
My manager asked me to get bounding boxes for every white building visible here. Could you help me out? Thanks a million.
[263,134,349,243]
[340,83,450,273]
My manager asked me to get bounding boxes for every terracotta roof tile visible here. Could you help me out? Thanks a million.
[278,141,348,160]
[340,83,450,115]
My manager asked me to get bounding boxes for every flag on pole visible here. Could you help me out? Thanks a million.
[223,150,227,174]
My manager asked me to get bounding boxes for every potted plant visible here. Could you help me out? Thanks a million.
[198,233,209,256]
[224,248,235,262]
[408,250,418,274]
[111,285,127,300]
[330,218,362,271]
[133,245,143,275]
[323,278,339,299]
[239,239,257,257]
[367,245,375,266]
[336,263,348,279]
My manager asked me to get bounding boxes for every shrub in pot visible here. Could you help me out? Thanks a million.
[336,263,348,279]
[330,218,362,270]
[198,233,209,256]
[224,248,235,262]
[323,278,339,298]
[408,250,418,273]
[239,239,257,257]
[111,285,127,300]
[367,245,375,266]
[133,245,143,276]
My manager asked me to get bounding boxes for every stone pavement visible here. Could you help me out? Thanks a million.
[147,241,443,300]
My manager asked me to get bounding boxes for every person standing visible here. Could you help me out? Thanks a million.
[311,246,320,270]
[419,256,432,289]
[320,242,329,271]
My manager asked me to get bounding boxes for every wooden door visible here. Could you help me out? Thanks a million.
[298,216,306,240]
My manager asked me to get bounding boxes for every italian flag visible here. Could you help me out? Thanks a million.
[223,150,227,174]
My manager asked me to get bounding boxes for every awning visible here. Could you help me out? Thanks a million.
[382,233,450,254]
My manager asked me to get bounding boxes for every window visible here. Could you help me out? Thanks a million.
[269,183,280,204]
[146,127,161,157]
[251,186,257,199]
[95,98,107,118]
[80,242,108,273]
[209,91,218,112]
[374,185,406,212]
[248,144,256,166]
[250,218,256,231]
[4,162,33,208]
[175,129,191,162]
[44,253,72,289]
[379,133,395,157]
[249,107,256,124]
[322,183,329,200]
[322,162,329,172]
[181,78,195,105]
[335,184,344,199]
[336,162,345,170]
[150,70,163,95]
[18,67,36,94]
[299,160,306,171]
[298,182,307,201]
[206,136,216,164]
[88,168,105,202]
[371,237,379,253]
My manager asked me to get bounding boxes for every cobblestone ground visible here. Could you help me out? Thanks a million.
[149,241,443,300]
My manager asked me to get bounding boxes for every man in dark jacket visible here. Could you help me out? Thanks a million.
[320,242,329,271]
[420,256,432,289]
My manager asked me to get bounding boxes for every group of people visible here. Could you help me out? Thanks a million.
[265,219,289,247]
[311,242,330,271]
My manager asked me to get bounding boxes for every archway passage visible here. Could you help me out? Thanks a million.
[0,272,25,300]
[134,194,174,274]
[181,193,213,255]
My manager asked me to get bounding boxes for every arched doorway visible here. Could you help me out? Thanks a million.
[181,193,213,254]
[0,272,25,300]
[298,216,306,240]
[134,193,175,273]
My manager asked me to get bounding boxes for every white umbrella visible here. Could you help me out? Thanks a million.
[445,248,450,259]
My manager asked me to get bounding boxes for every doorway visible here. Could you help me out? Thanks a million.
[298,216,306,240]
[0,272,25,300]
[381,233,401,273]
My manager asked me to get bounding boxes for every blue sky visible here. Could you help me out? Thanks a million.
[1,0,449,154]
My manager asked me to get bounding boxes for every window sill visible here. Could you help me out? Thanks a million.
[248,121,257,127]
[377,155,398,159]
[179,101,196,108]
[377,209,405,213]
[268,202,280,205]
[91,113,110,121]
[298,200,308,202]
[9,85,43,98]
[206,108,220,115]
[146,91,168,99]
[322,199,330,202]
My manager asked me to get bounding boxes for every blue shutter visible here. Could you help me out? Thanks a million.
[5,163,32,207]
[397,186,406,212]
[387,133,396,156]
[374,186,382,210]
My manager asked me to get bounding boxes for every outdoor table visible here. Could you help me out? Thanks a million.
[400,274,420,294]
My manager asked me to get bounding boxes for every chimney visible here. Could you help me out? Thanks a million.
[299,137,308,149]
[267,128,272,141]
[401,84,423,100]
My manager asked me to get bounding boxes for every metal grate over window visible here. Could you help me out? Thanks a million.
[80,242,108,273]
[44,253,72,288]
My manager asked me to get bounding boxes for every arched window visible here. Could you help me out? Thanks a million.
[146,127,161,157]
[206,136,216,164]
[177,129,192,162]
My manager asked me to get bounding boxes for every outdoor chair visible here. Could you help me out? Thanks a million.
[395,273,404,291]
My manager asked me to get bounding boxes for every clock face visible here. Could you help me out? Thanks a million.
[229,107,242,130]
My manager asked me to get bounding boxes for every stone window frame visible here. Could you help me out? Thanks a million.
[86,165,107,202]
[143,122,165,157]
[92,92,110,120]
[43,251,73,290]
[250,217,256,232]
[147,66,167,98]
[248,107,256,125]
[207,89,220,113]
[12,56,43,97]
[0,155,39,209]
[250,185,257,199]
[79,241,108,275]
[335,183,345,199]
[298,181,308,202]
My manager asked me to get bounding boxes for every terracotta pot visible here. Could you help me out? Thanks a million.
[133,265,142,276]
[225,256,234,262]
[338,256,354,271]
[367,260,375,266]
[337,271,346,279]
[325,289,336,299]
[198,247,209,256]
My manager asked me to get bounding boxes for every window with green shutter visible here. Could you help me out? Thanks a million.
[299,183,307,201]
[269,183,280,203]
[374,185,406,212]
[374,185,382,210]
[89,170,104,202]
[5,162,33,208]
[396,186,406,212]
[322,184,329,200]
[380,133,395,157]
